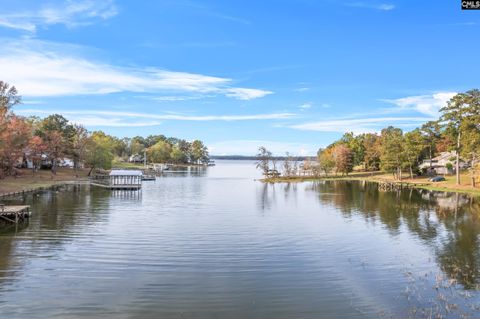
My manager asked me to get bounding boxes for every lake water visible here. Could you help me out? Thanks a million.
[1,160,480,318]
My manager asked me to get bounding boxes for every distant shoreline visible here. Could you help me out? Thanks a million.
[210,155,314,161]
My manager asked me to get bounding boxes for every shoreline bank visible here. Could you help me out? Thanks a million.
[0,168,90,198]
[261,172,480,196]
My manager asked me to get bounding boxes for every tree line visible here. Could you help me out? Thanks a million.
[0,81,209,178]
[317,89,480,185]
[258,89,480,185]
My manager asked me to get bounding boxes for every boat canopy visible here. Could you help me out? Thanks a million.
[109,170,143,176]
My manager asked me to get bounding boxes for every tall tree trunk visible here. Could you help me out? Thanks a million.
[52,160,56,175]
[410,165,413,179]
[472,153,476,188]
[456,131,461,185]
[429,145,432,168]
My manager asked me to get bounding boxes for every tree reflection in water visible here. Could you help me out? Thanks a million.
[308,180,480,290]
[0,184,113,291]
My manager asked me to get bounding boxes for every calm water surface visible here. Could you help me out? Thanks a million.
[1,160,480,318]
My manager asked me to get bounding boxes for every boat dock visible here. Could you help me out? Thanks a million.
[0,204,31,224]
[378,181,429,191]
[91,169,143,190]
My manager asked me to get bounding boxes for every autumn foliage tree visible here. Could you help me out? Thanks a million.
[28,136,47,174]
[0,116,31,176]
[380,127,405,180]
[317,148,335,176]
[34,115,73,174]
[332,144,353,175]
[440,89,480,184]
[363,133,381,171]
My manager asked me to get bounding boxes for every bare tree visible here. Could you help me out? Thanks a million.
[256,146,272,176]
[283,152,292,176]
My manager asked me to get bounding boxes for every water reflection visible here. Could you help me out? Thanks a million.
[160,165,208,178]
[0,185,113,291]
[307,180,480,289]
[1,163,480,318]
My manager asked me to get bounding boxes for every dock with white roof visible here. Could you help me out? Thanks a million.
[91,170,143,190]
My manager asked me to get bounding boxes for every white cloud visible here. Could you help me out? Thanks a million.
[16,109,295,126]
[299,103,312,109]
[22,100,43,105]
[0,0,118,32]
[0,40,272,100]
[377,4,395,10]
[69,116,162,127]
[152,95,204,101]
[383,92,456,116]
[207,140,317,156]
[347,2,395,11]
[290,117,433,134]
[224,88,273,100]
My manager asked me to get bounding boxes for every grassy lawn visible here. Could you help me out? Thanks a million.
[0,168,90,196]
[111,160,146,169]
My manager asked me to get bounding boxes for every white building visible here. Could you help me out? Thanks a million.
[419,151,468,175]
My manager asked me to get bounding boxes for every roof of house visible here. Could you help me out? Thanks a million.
[431,151,457,162]
[109,170,143,176]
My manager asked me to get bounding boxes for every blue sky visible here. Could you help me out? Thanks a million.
[0,0,478,155]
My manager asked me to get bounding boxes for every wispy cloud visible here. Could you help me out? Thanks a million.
[299,103,312,109]
[168,0,251,25]
[208,140,317,156]
[294,87,310,92]
[225,88,273,100]
[290,117,433,134]
[382,92,456,116]
[443,22,479,27]
[0,40,272,100]
[346,2,395,11]
[151,95,205,101]
[67,116,162,127]
[180,41,237,48]
[0,0,118,33]
[22,100,44,105]
[16,109,295,126]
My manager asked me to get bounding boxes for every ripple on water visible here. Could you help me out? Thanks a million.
[0,161,479,318]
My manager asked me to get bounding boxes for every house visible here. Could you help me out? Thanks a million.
[17,154,77,169]
[129,154,144,163]
[419,151,468,175]
[58,158,75,168]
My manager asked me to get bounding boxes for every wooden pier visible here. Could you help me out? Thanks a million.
[378,181,429,192]
[0,204,31,224]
